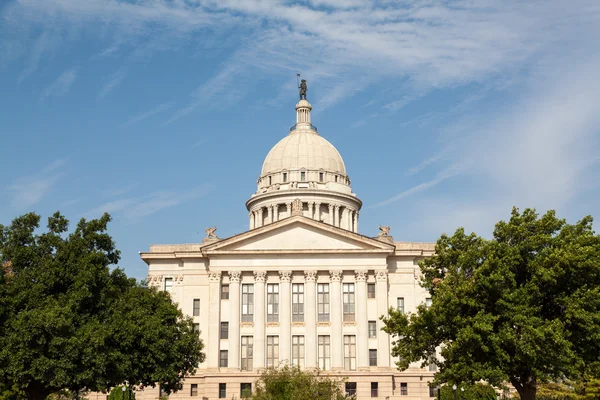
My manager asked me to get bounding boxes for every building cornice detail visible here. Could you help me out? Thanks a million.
[228,271,242,283]
[355,270,368,281]
[254,270,267,282]
[279,270,292,282]
[304,270,317,282]
[375,270,388,281]
[329,270,342,282]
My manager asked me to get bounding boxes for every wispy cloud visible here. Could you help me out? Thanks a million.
[121,101,175,128]
[98,67,127,99]
[407,154,444,176]
[8,159,68,208]
[40,68,77,100]
[17,31,56,83]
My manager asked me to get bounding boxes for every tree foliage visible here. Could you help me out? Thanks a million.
[251,366,353,400]
[382,208,600,400]
[0,212,205,400]
[435,383,498,400]
[107,386,136,400]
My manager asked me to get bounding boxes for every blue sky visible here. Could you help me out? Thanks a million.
[1,0,600,280]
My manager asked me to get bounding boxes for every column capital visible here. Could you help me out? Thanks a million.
[279,270,292,282]
[254,270,267,282]
[228,271,242,283]
[258,208,263,215]
[329,270,343,282]
[355,270,368,281]
[208,271,222,282]
[304,270,317,282]
[375,270,388,281]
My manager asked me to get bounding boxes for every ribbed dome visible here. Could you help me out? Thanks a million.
[260,131,347,177]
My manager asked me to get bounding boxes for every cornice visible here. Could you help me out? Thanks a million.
[245,188,362,210]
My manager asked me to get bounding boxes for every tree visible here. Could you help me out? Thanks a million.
[251,365,353,400]
[107,385,135,400]
[435,383,497,400]
[382,208,600,400]
[0,212,205,400]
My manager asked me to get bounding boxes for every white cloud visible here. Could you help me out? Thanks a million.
[98,67,127,99]
[40,68,77,100]
[8,159,68,208]
[121,101,175,128]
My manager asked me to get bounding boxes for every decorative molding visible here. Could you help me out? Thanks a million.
[208,271,222,282]
[291,198,303,216]
[228,271,242,283]
[279,270,292,282]
[355,270,368,282]
[175,275,184,285]
[147,275,163,288]
[375,270,388,282]
[304,270,317,282]
[329,270,343,282]
[254,270,267,282]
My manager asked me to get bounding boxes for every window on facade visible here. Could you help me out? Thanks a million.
[345,382,356,397]
[220,322,229,339]
[401,383,408,396]
[267,284,279,322]
[371,382,379,398]
[335,175,338,183]
[241,336,253,371]
[318,335,331,370]
[268,176,272,185]
[193,299,200,316]
[343,283,355,322]
[164,277,173,293]
[292,335,305,368]
[221,285,229,300]
[193,323,200,335]
[344,335,356,370]
[429,386,436,398]
[369,349,378,366]
[319,172,324,182]
[219,384,226,399]
[300,171,306,181]
[240,383,252,398]
[428,356,437,372]
[242,284,254,322]
[426,298,432,307]
[266,336,279,367]
[283,172,287,182]
[190,384,198,397]
[317,283,330,322]
[220,350,228,368]
[292,283,304,322]
[368,321,377,338]
[367,283,376,298]
[397,297,405,314]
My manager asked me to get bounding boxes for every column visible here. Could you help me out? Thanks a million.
[228,271,241,370]
[287,202,292,219]
[315,202,321,222]
[328,204,334,225]
[308,202,314,219]
[341,208,348,230]
[207,271,222,371]
[273,204,279,222]
[267,206,272,225]
[304,270,317,369]
[355,270,369,370]
[279,271,292,365]
[329,270,343,370]
[334,205,340,227]
[354,212,359,233]
[376,270,390,368]
[249,212,255,230]
[254,271,266,369]
[257,209,263,228]
[348,210,354,231]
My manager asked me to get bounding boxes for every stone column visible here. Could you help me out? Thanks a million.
[254,271,266,369]
[334,205,340,227]
[348,209,354,231]
[207,271,222,371]
[273,204,279,222]
[267,206,272,225]
[355,270,369,370]
[354,212,359,233]
[279,271,292,365]
[328,204,334,225]
[315,202,321,222]
[304,270,317,369]
[376,270,390,368]
[329,270,343,370]
[257,209,263,228]
[308,202,314,220]
[228,271,241,370]
[249,212,255,230]
[287,202,292,219]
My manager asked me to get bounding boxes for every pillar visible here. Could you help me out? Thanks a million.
[334,205,340,227]
[304,270,317,369]
[355,270,369,370]
[315,202,321,222]
[254,271,266,369]
[308,202,314,219]
[273,204,279,222]
[328,204,334,225]
[354,211,359,233]
[250,212,255,230]
[330,270,343,370]
[228,271,241,370]
[347,209,354,231]
[279,271,292,365]
[287,202,292,219]
[267,206,272,225]
[257,209,263,228]
[207,271,222,371]
[376,270,390,368]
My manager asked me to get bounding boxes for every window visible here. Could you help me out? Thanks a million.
[369,349,377,366]
[220,322,229,339]
[401,383,408,396]
[397,297,405,314]
[317,283,330,322]
[193,323,200,335]
[292,335,305,368]
[371,382,379,398]
[240,383,252,398]
[367,283,376,298]
[219,383,226,399]
[241,336,253,371]
[193,299,200,316]
[335,175,338,183]
[282,172,287,183]
[220,350,228,368]
[368,321,377,338]
[319,172,324,182]
[267,284,279,322]
[300,171,306,181]
[343,283,355,322]
[242,284,254,322]
[190,384,198,397]
[266,336,279,367]
[221,285,229,300]
[345,382,356,397]
[426,298,432,307]
[164,277,173,293]
[268,176,272,185]
[428,356,437,372]
[344,335,356,370]
[429,386,436,398]
[292,283,304,322]
[318,335,330,370]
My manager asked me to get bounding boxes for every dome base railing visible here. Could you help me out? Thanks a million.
[290,124,317,132]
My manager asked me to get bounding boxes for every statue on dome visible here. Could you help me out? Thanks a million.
[299,79,307,100]
[205,226,218,239]
[378,225,391,237]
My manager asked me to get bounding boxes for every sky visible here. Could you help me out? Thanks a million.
[1,0,600,281]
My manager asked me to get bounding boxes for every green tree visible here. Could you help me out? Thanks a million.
[435,383,497,400]
[0,212,205,400]
[107,386,135,400]
[382,208,600,400]
[251,365,353,400]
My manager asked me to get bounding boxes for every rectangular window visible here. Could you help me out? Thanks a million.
[300,171,306,181]
[267,284,279,322]
[343,283,355,322]
[371,382,379,398]
[240,383,252,398]
[426,298,432,307]
[192,299,200,316]
[193,323,200,335]
[335,175,338,183]
[319,172,324,182]
[219,383,226,399]
[428,356,437,372]
[282,172,287,183]
[367,283,376,298]
[268,176,272,185]
[344,335,356,371]
[242,284,254,322]
[292,335,305,368]
[368,321,377,338]
[220,350,228,368]
[401,383,408,396]
[292,283,304,322]
[164,277,173,293]
[241,336,253,371]
[429,386,436,398]
[221,285,229,300]
[190,384,198,397]
[318,335,331,370]
[397,297,405,314]
[220,322,229,339]
[317,283,330,322]
[369,349,378,366]
[345,382,356,397]
[266,336,279,367]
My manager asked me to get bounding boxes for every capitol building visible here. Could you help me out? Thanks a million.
[141,92,437,400]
